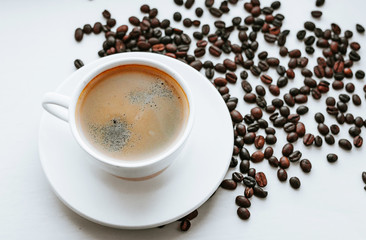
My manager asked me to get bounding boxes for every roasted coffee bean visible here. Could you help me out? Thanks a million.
[244,186,254,198]
[235,136,244,148]
[272,98,284,108]
[318,123,329,135]
[277,168,288,181]
[209,7,223,17]
[327,153,338,163]
[339,139,352,150]
[180,219,191,231]
[286,69,295,79]
[337,101,348,113]
[350,50,361,61]
[288,114,301,123]
[255,85,266,96]
[303,133,315,146]
[237,207,250,220]
[325,134,335,145]
[250,65,261,76]
[74,59,84,69]
[277,76,288,88]
[345,83,355,93]
[363,172,366,184]
[289,151,302,162]
[355,117,364,127]
[232,172,244,182]
[253,186,268,198]
[349,126,361,137]
[240,160,250,173]
[236,124,246,137]
[251,151,264,163]
[287,132,298,143]
[267,156,278,167]
[354,136,363,148]
[230,110,243,123]
[289,177,301,189]
[74,28,83,41]
[266,134,277,145]
[329,124,340,135]
[356,23,365,33]
[236,196,251,208]
[345,113,355,124]
[243,176,256,188]
[326,106,339,116]
[280,106,290,117]
[254,136,265,149]
[221,179,237,190]
[326,97,336,106]
[295,122,306,137]
[266,57,280,67]
[297,30,306,40]
[264,147,273,159]
[300,159,312,173]
[274,116,287,127]
[356,70,365,79]
[230,157,238,168]
[296,106,309,115]
[265,127,276,135]
[311,10,322,18]
[279,156,290,169]
[282,143,294,157]
[304,21,315,31]
[314,135,323,147]
[283,93,295,107]
[284,122,295,132]
[244,93,256,103]
[244,132,256,144]
[251,107,263,120]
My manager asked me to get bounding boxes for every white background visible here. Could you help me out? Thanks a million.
[1,0,366,239]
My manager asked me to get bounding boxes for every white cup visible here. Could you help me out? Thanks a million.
[42,57,194,180]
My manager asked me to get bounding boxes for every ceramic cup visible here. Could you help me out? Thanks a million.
[42,57,194,180]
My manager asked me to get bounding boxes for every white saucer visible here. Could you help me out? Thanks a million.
[38,52,233,229]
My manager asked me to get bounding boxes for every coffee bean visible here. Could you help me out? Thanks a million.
[300,159,312,173]
[283,93,295,107]
[266,57,280,67]
[236,196,251,208]
[303,133,315,146]
[251,151,264,163]
[311,10,322,18]
[74,28,83,41]
[244,93,256,103]
[253,186,268,198]
[244,132,256,144]
[356,70,365,79]
[339,139,352,150]
[244,186,254,198]
[232,172,244,182]
[327,153,338,163]
[345,83,355,93]
[282,143,294,157]
[289,177,301,189]
[74,59,84,69]
[289,151,302,162]
[254,136,265,149]
[354,136,363,148]
[356,24,365,33]
[243,176,256,188]
[296,106,309,115]
[240,160,250,173]
[221,179,237,190]
[349,126,361,137]
[179,219,191,231]
[209,7,223,17]
[237,207,250,220]
[326,106,339,116]
[230,110,243,123]
[277,169,288,181]
[304,21,316,31]
[266,134,277,145]
[255,85,266,96]
[269,85,280,96]
[255,172,267,187]
[355,117,363,127]
[209,45,222,57]
[240,147,251,161]
[318,123,329,135]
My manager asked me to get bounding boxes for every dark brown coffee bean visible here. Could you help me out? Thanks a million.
[254,136,265,149]
[339,139,352,150]
[74,28,83,42]
[73,59,84,69]
[289,177,301,189]
[244,186,254,198]
[236,124,246,136]
[266,57,280,67]
[230,110,243,123]
[327,153,338,163]
[311,10,322,18]
[314,135,323,147]
[209,45,222,57]
[349,126,361,137]
[296,106,309,115]
[220,179,237,190]
[209,7,223,17]
[269,85,280,96]
[263,147,274,159]
[267,156,278,167]
[237,207,250,220]
[303,133,315,146]
[354,136,363,148]
[277,168,288,181]
[288,49,301,58]
[240,159,251,174]
[180,219,191,231]
[244,93,256,103]
[294,122,305,137]
[253,186,268,198]
[93,22,103,34]
[352,94,362,106]
[244,132,256,144]
[241,80,252,93]
[282,143,294,157]
[279,156,290,169]
[289,151,302,162]
[304,21,316,31]
[236,196,251,208]
[283,93,295,107]
[356,24,365,33]
[255,172,267,187]
[250,107,263,120]
[318,123,329,135]
[251,151,264,163]
[355,117,364,127]
[232,172,244,182]
[326,106,339,116]
[190,60,202,71]
[286,69,295,79]
[300,159,312,173]
[266,134,277,145]
[287,132,298,143]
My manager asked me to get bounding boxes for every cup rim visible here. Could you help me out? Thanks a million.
[68,57,194,168]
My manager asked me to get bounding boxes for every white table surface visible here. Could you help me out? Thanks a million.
[1,0,366,239]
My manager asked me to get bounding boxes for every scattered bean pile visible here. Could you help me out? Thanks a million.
[73,0,366,230]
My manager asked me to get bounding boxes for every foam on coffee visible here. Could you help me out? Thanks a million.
[76,64,189,161]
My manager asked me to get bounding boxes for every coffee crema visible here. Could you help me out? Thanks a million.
[76,64,189,161]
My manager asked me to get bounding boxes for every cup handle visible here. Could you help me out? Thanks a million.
[42,92,71,122]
